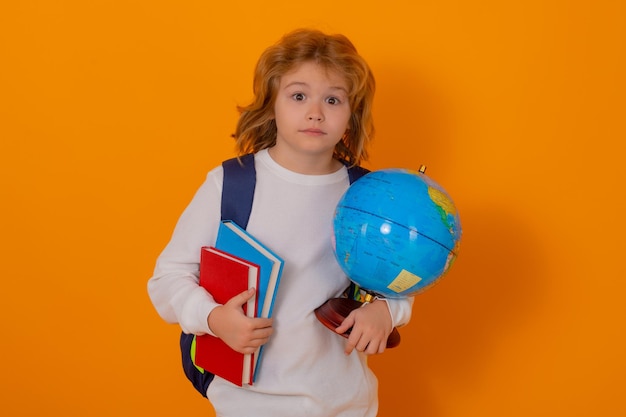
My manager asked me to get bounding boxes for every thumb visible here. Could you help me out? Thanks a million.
[226,287,256,308]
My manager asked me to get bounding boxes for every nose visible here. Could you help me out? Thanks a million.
[307,103,324,122]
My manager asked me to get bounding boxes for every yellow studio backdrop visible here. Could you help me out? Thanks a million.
[1,1,624,416]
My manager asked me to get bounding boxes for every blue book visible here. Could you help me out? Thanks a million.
[216,221,284,318]
[215,221,284,380]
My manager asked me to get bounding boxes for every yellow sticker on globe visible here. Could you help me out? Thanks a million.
[387,270,422,293]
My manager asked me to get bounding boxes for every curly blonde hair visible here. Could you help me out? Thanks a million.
[233,28,375,166]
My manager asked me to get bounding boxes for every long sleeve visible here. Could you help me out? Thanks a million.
[384,297,414,328]
[147,167,224,335]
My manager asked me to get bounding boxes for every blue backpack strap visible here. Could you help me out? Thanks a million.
[221,154,256,228]
[346,164,369,184]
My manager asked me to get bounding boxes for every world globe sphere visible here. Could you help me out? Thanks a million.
[333,168,462,298]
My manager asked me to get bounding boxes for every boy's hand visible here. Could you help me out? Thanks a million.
[207,288,273,354]
[335,299,393,355]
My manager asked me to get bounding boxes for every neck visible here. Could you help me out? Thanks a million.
[267,147,343,175]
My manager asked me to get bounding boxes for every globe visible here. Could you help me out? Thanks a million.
[333,168,462,299]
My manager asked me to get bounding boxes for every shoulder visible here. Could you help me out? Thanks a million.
[205,163,224,185]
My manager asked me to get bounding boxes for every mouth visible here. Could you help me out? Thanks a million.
[300,128,326,136]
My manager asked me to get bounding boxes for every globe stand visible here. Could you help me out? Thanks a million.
[314,297,401,348]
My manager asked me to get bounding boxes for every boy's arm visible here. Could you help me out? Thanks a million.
[147,169,224,335]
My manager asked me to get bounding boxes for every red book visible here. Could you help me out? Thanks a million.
[195,246,260,386]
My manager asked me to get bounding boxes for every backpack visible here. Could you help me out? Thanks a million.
[180,153,370,397]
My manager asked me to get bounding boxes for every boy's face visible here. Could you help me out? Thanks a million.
[271,61,351,171]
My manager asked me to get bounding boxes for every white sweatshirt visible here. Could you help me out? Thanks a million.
[148,149,413,417]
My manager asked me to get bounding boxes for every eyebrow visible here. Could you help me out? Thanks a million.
[283,81,348,94]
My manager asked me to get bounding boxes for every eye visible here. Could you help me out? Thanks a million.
[292,93,305,101]
[326,96,341,105]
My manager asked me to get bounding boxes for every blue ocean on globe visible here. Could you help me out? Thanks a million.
[333,168,462,298]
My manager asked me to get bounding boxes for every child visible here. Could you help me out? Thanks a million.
[148,28,414,417]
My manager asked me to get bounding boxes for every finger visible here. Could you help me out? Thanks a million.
[242,322,273,346]
[335,314,355,334]
[239,345,261,355]
[251,325,273,340]
[355,336,371,353]
[226,287,256,308]
[246,332,274,349]
[344,340,356,355]
[252,317,273,329]
[344,329,362,355]
[248,335,271,347]
[364,338,384,355]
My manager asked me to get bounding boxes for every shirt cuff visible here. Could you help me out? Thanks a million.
[380,297,415,328]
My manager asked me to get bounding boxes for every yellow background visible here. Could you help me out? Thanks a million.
[1,1,624,416]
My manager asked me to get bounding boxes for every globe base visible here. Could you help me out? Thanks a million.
[314,298,401,348]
